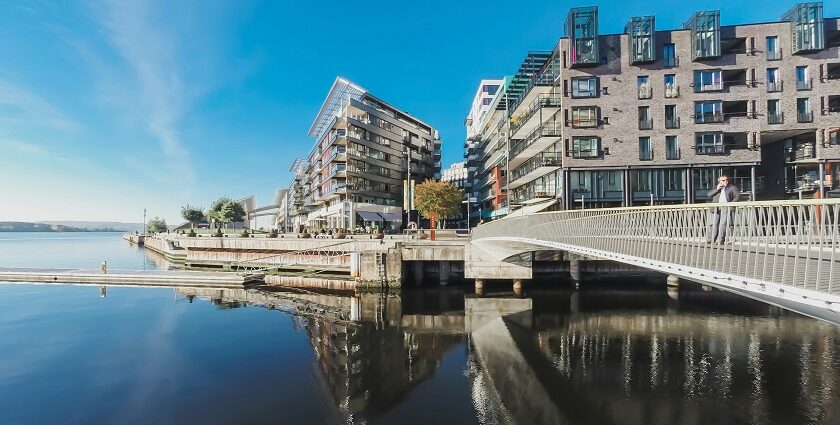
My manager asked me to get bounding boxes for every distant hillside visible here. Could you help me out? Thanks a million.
[38,221,143,232]
[0,222,89,232]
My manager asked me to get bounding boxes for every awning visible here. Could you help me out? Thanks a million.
[356,211,383,222]
[506,199,558,218]
[378,212,403,222]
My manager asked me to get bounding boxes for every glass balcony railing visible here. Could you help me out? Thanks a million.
[768,112,784,124]
[326,164,347,179]
[509,94,562,136]
[666,147,680,160]
[665,117,680,129]
[796,79,812,91]
[638,85,652,99]
[509,152,562,183]
[767,48,782,61]
[664,85,680,98]
[766,81,783,92]
[695,145,727,155]
[509,122,563,160]
[797,111,813,123]
[638,118,653,130]
[694,82,723,93]
[694,112,724,124]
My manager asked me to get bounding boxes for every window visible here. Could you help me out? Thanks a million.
[694,70,722,92]
[796,66,811,90]
[695,132,724,154]
[631,170,651,192]
[663,43,677,67]
[664,74,679,98]
[767,99,782,124]
[639,137,653,160]
[638,106,652,129]
[665,105,679,128]
[695,101,723,123]
[766,36,780,60]
[662,169,683,192]
[572,137,600,158]
[571,77,598,98]
[766,68,782,92]
[637,76,651,99]
[571,106,599,128]
[482,85,499,95]
[482,97,492,105]
[797,98,812,122]
[665,136,679,159]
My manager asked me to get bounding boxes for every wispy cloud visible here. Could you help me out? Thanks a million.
[0,81,79,131]
[93,0,197,185]
[0,138,49,156]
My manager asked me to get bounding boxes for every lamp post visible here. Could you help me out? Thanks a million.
[463,196,477,229]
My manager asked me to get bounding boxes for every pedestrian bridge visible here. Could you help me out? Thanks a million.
[470,199,840,323]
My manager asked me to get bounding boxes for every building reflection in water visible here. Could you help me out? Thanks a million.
[175,286,840,425]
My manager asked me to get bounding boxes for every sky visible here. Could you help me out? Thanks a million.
[1,0,837,224]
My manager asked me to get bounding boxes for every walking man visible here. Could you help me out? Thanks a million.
[707,175,740,244]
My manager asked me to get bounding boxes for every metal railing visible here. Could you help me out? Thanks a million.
[798,111,814,123]
[638,118,653,130]
[664,85,680,98]
[638,85,652,99]
[665,117,680,129]
[768,112,784,124]
[767,80,783,92]
[767,48,782,60]
[472,199,840,299]
[796,78,813,91]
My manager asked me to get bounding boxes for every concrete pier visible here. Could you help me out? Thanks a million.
[513,279,524,296]
[666,275,680,300]
[0,267,263,288]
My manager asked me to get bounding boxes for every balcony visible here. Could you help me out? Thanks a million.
[325,129,347,147]
[766,81,783,92]
[768,113,784,124]
[509,152,562,188]
[664,85,680,98]
[665,117,680,129]
[322,182,347,198]
[638,85,652,99]
[325,164,347,179]
[509,94,562,139]
[695,112,724,124]
[638,118,653,130]
[796,79,812,91]
[767,48,782,61]
[798,111,813,123]
[696,145,727,155]
[509,122,563,168]
[324,146,347,164]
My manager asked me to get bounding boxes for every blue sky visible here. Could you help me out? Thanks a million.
[1,0,836,223]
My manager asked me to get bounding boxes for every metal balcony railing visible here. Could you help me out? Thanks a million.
[639,118,653,130]
[766,81,783,92]
[639,148,653,161]
[666,147,681,160]
[798,111,814,123]
[471,200,840,306]
[767,47,782,60]
[509,94,563,136]
[638,85,652,99]
[509,122,562,160]
[664,85,680,98]
[768,112,784,124]
[509,152,562,183]
[665,117,680,129]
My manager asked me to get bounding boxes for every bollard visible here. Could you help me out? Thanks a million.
[99,260,107,274]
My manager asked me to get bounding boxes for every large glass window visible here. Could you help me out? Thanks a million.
[767,99,782,124]
[566,7,599,66]
[766,36,780,60]
[766,68,781,92]
[639,137,653,160]
[626,16,655,63]
[638,106,652,129]
[797,98,812,122]
[694,101,723,123]
[665,105,679,128]
[693,70,722,92]
[784,3,824,54]
[664,169,684,191]
[638,76,651,99]
[695,132,724,155]
[796,66,811,90]
[666,136,679,159]
[571,106,599,128]
[571,77,598,98]
[572,137,600,158]
[663,43,677,67]
[664,74,678,98]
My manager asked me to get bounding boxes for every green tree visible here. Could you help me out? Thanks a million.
[146,217,168,234]
[180,205,205,230]
[220,201,246,228]
[414,179,464,231]
[208,197,232,233]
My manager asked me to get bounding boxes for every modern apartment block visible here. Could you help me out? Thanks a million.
[469,2,840,216]
[292,78,441,232]
[463,78,508,222]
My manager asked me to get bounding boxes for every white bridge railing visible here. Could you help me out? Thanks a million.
[472,199,840,297]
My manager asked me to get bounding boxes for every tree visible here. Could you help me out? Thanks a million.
[146,217,168,234]
[180,205,205,231]
[220,201,246,228]
[414,179,463,239]
[208,197,232,233]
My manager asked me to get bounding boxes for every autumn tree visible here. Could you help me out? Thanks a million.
[414,179,463,239]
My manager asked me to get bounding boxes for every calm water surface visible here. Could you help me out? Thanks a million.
[1,233,840,425]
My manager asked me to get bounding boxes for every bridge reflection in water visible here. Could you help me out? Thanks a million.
[176,286,840,425]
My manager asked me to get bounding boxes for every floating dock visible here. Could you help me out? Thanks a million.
[0,268,263,288]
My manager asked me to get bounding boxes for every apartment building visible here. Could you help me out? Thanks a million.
[295,78,442,232]
[471,2,840,216]
[463,79,508,222]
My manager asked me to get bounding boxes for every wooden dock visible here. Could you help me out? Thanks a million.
[0,268,264,288]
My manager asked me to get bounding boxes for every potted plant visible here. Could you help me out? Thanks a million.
[336,228,347,239]
[372,225,384,239]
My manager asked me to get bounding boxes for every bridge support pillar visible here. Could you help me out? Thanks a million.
[702,284,714,292]
[512,279,524,296]
[439,261,450,286]
[475,279,485,296]
[569,254,582,284]
[412,262,424,286]
[666,275,680,300]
